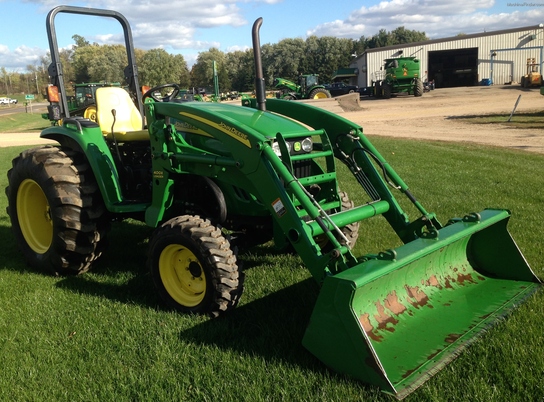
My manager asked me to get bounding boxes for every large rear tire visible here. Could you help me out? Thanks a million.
[148,215,244,317]
[307,88,331,99]
[5,145,109,275]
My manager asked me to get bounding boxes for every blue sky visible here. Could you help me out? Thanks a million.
[2,0,544,71]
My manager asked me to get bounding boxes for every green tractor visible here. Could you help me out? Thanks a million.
[43,81,121,124]
[373,56,424,99]
[6,6,540,399]
[273,74,331,100]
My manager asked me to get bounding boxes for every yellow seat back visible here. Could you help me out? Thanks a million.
[95,87,147,141]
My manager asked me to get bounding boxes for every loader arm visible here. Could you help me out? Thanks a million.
[247,97,441,242]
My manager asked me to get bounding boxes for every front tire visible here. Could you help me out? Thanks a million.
[315,191,360,251]
[148,215,244,317]
[5,145,109,275]
[414,78,423,97]
[382,83,392,99]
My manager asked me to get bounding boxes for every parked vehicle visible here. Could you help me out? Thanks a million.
[520,57,542,88]
[324,82,359,96]
[0,97,18,104]
[372,56,423,99]
[273,74,331,99]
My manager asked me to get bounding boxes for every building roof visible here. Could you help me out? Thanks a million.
[359,24,543,57]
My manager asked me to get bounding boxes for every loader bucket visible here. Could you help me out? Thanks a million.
[302,209,540,399]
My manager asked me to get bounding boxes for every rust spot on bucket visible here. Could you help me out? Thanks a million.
[384,291,407,315]
[405,285,429,308]
[359,313,383,342]
[374,301,399,332]
[456,273,476,286]
[424,275,442,289]
[445,333,461,343]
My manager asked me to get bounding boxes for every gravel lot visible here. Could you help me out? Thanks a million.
[345,85,544,155]
[1,86,543,154]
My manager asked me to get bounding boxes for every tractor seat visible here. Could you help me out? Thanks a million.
[95,87,148,141]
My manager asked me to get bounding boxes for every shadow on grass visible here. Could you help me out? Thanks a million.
[178,277,379,395]
[180,277,332,372]
[1,218,374,392]
[446,110,544,133]
[0,220,33,274]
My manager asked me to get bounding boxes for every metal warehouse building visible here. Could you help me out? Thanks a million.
[341,25,544,89]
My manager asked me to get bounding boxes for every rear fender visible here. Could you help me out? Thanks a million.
[41,121,125,209]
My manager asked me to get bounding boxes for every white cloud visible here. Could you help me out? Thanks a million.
[0,45,46,70]
[61,0,247,53]
[308,0,544,40]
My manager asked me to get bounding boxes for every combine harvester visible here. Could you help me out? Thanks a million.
[5,6,541,399]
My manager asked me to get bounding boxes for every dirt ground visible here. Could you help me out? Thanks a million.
[1,85,543,154]
[343,85,544,155]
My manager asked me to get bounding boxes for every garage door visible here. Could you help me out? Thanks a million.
[428,48,479,88]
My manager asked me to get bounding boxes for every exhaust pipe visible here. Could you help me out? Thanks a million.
[252,18,266,111]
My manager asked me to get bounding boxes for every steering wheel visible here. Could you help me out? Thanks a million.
[142,83,180,102]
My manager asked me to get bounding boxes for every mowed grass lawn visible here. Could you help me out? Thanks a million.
[0,136,543,401]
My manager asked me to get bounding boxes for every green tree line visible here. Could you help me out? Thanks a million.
[0,27,427,96]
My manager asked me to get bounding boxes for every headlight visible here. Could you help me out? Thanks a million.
[272,141,291,156]
[301,137,313,152]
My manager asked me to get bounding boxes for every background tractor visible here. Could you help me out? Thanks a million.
[373,56,423,98]
[5,6,540,400]
[43,81,121,124]
[273,74,331,99]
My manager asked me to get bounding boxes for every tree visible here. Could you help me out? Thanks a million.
[72,34,90,49]
[263,38,305,84]
[139,48,189,87]
[390,26,428,45]
[226,50,254,92]
[190,48,230,92]
[365,27,428,49]
[302,36,354,83]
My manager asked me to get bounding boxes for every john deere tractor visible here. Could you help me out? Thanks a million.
[273,74,331,99]
[5,6,540,399]
[373,56,424,98]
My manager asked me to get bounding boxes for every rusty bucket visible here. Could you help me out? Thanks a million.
[302,209,540,399]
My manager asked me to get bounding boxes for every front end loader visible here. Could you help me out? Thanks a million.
[5,6,540,399]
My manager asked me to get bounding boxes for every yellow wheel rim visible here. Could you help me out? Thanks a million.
[84,106,97,122]
[313,92,329,99]
[16,179,53,254]
[159,244,206,307]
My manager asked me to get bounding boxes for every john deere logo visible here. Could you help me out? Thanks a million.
[219,122,249,143]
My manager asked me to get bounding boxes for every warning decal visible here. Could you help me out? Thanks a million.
[272,198,286,217]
